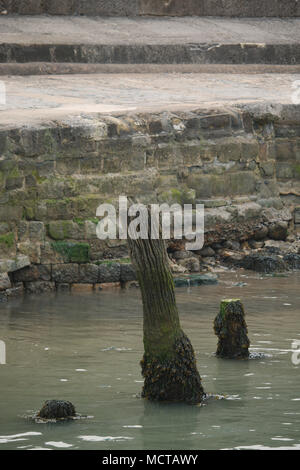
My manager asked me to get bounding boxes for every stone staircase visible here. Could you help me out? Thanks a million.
[0,2,300,298]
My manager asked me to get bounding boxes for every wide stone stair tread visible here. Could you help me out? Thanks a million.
[0,72,299,128]
[0,16,300,66]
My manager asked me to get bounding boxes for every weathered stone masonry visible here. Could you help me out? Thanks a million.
[1,0,299,17]
[0,103,300,297]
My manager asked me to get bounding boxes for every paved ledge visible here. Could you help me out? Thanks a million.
[1,0,299,17]
[0,72,299,128]
[1,16,300,46]
[1,17,300,65]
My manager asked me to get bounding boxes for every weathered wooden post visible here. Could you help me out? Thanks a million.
[214,299,250,359]
[128,210,205,404]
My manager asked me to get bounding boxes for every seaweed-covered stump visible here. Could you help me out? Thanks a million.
[128,209,205,404]
[141,331,204,404]
[214,299,250,359]
[38,400,76,420]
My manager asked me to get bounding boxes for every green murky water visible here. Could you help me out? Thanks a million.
[0,272,299,450]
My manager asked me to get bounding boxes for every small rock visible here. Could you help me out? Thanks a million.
[287,234,296,243]
[212,243,223,251]
[196,247,216,257]
[253,224,268,241]
[168,259,187,274]
[202,256,217,265]
[178,257,200,272]
[268,221,288,241]
[0,273,11,291]
[224,240,240,251]
[248,239,265,250]
[284,254,300,270]
[172,250,195,260]
[238,253,287,273]
[221,251,243,264]
[264,240,295,255]
[241,241,250,251]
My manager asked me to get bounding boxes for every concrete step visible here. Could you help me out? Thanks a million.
[1,16,300,66]
[1,0,299,17]
[0,72,298,128]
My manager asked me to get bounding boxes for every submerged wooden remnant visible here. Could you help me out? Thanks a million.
[214,299,250,359]
[38,400,76,420]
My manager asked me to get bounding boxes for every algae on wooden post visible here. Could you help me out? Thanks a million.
[214,299,250,359]
[128,209,205,404]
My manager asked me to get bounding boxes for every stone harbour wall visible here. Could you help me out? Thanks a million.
[0,103,300,298]
[1,0,299,17]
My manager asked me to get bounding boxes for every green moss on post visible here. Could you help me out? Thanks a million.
[214,299,250,359]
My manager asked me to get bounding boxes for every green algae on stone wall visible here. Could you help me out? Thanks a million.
[51,241,90,263]
[47,220,85,240]
[0,232,14,249]
[0,106,299,268]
